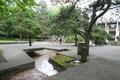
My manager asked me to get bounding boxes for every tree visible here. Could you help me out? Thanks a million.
[80,0,120,62]
[0,0,36,19]
[0,13,16,38]
[13,9,42,46]
[35,1,51,39]
[49,3,87,46]
[50,0,120,62]
[0,0,37,40]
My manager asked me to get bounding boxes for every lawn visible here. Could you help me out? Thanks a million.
[109,41,120,46]
[0,39,16,42]
[0,39,29,44]
[0,38,37,43]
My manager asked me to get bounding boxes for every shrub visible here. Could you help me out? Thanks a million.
[65,35,84,43]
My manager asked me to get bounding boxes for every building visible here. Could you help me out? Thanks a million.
[98,21,120,42]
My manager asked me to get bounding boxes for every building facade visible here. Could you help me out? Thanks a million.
[98,21,120,42]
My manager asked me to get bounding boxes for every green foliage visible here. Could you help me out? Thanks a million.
[0,30,6,36]
[48,3,71,17]
[0,14,16,37]
[18,18,41,38]
[49,3,89,46]
[36,1,51,38]
[49,4,82,36]
[0,0,41,40]
[91,26,110,45]
[48,5,72,36]
[0,0,36,19]
[65,35,84,43]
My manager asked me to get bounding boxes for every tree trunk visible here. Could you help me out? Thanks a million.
[29,36,32,46]
[74,29,78,46]
[80,32,90,63]
[7,31,10,38]
[19,34,22,40]
[85,35,90,56]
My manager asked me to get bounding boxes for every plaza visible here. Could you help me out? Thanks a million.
[0,0,120,80]
[0,42,120,80]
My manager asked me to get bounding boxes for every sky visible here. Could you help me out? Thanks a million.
[36,0,52,8]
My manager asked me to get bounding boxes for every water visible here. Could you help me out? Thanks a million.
[35,54,58,76]
[0,50,58,80]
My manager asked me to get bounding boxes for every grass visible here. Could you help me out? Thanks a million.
[0,40,16,42]
[0,38,29,44]
[0,40,17,44]
[0,38,37,42]
[52,54,76,68]
[0,39,16,42]
[109,41,120,46]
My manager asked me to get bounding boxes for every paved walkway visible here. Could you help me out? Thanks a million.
[90,46,120,61]
[34,42,120,61]
[48,58,120,80]
[1,42,120,61]
[0,42,120,80]
[0,42,76,79]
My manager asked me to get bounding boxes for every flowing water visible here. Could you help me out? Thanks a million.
[36,55,58,76]
[0,49,58,80]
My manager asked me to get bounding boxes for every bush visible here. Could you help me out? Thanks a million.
[91,27,110,45]
[65,35,84,43]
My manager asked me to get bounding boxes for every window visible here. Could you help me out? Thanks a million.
[109,24,116,29]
